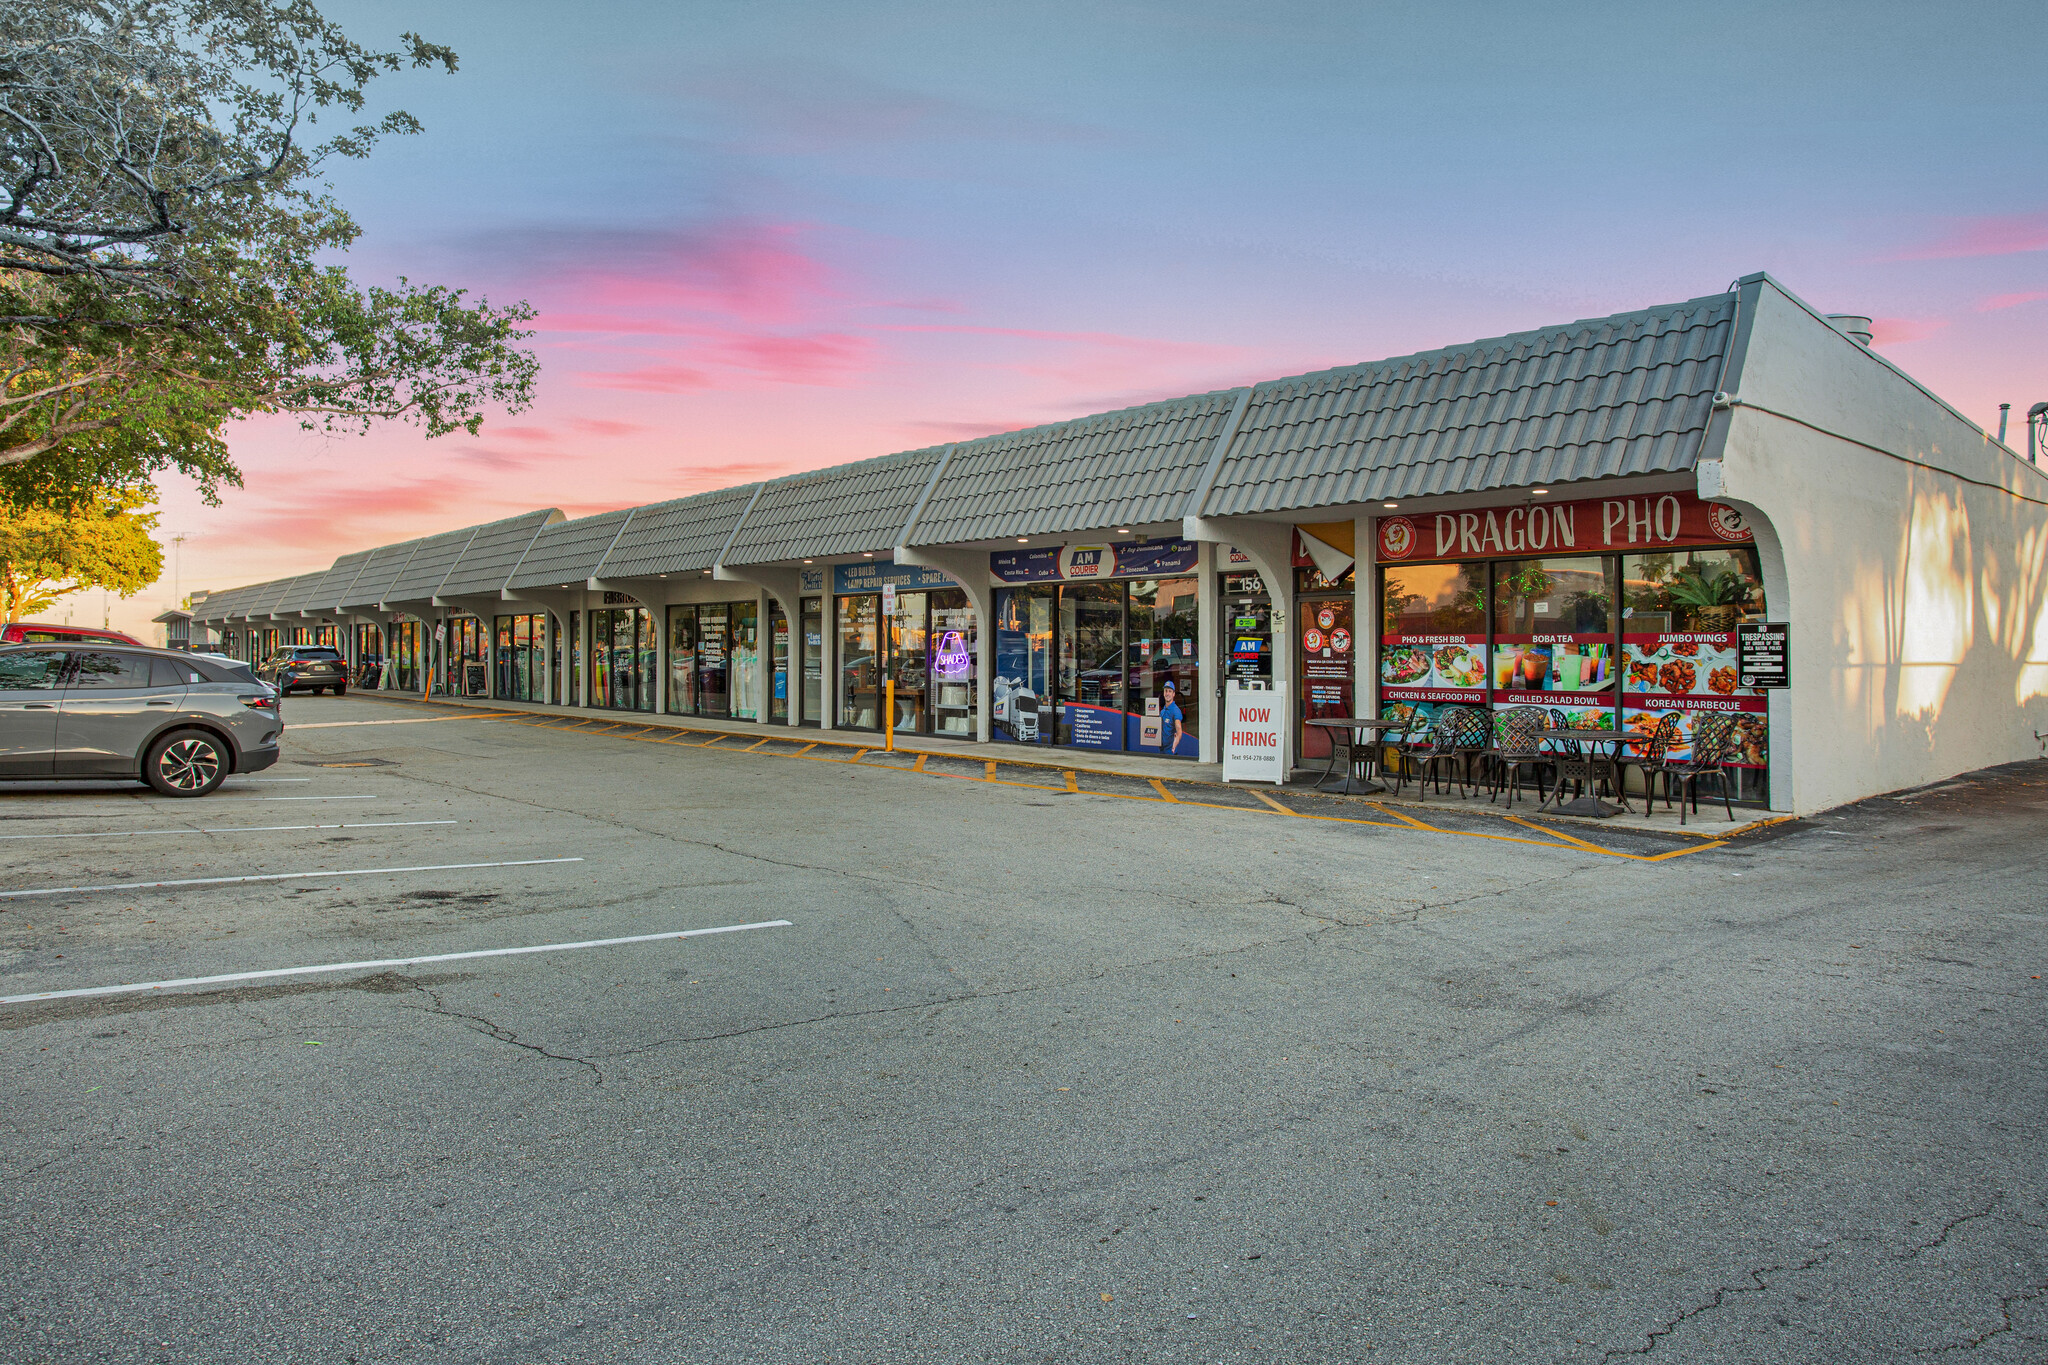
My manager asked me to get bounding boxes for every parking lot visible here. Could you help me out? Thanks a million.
[4,694,2045,1364]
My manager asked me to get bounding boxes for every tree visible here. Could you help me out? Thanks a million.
[0,0,538,501]
[0,481,161,619]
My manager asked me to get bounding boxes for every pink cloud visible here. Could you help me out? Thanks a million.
[567,418,650,437]
[580,364,715,394]
[1977,290,2048,313]
[1867,316,1948,346]
[1893,210,2048,260]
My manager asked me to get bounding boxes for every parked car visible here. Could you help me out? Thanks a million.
[1,621,144,646]
[0,643,282,797]
[256,645,349,696]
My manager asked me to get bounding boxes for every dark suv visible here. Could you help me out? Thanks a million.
[258,645,349,696]
[0,644,282,796]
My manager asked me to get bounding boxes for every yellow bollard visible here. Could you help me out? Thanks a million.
[885,678,895,752]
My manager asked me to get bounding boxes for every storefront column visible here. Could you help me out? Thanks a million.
[1355,514,1377,721]
[1197,543,1221,763]
[820,588,837,732]
[1185,516,1297,775]
[893,545,994,742]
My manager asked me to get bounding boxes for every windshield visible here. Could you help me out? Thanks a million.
[291,648,343,660]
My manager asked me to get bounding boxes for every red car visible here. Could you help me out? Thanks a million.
[1,621,144,646]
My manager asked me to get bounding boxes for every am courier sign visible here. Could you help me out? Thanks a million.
[1222,681,1286,784]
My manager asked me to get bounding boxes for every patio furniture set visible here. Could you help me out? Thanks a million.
[1305,707,1743,824]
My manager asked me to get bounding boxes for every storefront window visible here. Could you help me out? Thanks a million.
[1129,578,1199,755]
[1296,590,1354,759]
[1487,556,1615,733]
[589,606,654,711]
[1378,562,1487,732]
[567,610,581,705]
[929,588,977,736]
[492,614,545,701]
[838,594,880,728]
[1621,547,1768,781]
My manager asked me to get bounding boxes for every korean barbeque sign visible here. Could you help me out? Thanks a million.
[1374,490,1766,768]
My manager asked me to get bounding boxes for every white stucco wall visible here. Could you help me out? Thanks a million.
[1705,275,2048,814]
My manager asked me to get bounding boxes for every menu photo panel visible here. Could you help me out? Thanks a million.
[1621,631,1767,767]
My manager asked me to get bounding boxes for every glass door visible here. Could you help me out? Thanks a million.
[567,610,581,705]
[1297,591,1355,759]
[837,594,880,729]
[770,605,790,723]
[1057,582,1124,749]
[697,604,730,716]
[929,588,977,736]
[888,590,927,733]
[994,586,1054,744]
[800,598,822,724]
[667,605,698,714]
[730,602,760,720]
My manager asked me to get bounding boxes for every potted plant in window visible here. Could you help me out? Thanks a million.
[1668,565,1753,632]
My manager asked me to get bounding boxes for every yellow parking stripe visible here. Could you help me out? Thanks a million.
[353,697,1733,861]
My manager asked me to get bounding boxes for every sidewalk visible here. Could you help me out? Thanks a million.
[355,690,1779,838]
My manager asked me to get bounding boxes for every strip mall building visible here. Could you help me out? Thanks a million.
[191,274,2048,815]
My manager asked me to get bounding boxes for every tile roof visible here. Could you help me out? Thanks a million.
[1198,293,1735,516]
[597,485,760,579]
[722,448,946,566]
[437,510,563,598]
[271,572,328,615]
[505,508,634,591]
[380,525,482,604]
[296,550,376,614]
[338,541,424,610]
[911,390,1242,545]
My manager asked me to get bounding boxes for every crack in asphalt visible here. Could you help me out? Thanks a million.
[1913,1281,2048,1354]
[1898,1204,1998,1260]
[414,987,605,1086]
[1600,1251,1830,1358]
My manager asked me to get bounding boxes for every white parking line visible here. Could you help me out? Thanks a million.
[0,820,458,842]
[0,920,793,1003]
[0,857,583,900]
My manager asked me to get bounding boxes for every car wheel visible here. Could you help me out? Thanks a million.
[333,684,347,697]
[144,730,229,797]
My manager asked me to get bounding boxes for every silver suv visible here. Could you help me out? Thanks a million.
[0,644,284,797]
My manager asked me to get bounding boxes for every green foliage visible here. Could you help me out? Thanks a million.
[0,1,536,499]
[1666,565,1753,609]
[0,483,162,619]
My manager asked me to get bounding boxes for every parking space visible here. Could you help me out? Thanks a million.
[2,693,2043,1364]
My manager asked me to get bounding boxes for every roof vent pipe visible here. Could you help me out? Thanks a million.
[1826,314,1874,346]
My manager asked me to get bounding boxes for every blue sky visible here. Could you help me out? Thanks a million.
[129,0,2047,627]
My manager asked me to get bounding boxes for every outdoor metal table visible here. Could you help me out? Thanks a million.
[1305,717,1401,795]
[1539,727,1645,818]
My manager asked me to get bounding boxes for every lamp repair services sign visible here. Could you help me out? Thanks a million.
[1223,681,1286,784]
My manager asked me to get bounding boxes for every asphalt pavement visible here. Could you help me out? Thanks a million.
[3,694,2044,1364]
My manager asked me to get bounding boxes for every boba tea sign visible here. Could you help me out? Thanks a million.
[1377,490,1751,561]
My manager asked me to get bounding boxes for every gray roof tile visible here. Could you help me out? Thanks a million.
[1199,293,1735,516]
[505,508,634,591]
[723,448,945,565]
[338,541,423,610]
[598,485,760,579]
[381,525,481,604]
[912,390,1241,545]
[437,510,563,598]
[296,550,376,614]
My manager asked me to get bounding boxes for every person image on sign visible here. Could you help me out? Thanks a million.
[1160,679,1185,752]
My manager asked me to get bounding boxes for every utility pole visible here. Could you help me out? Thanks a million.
[172,534,187,608]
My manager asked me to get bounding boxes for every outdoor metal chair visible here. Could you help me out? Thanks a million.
[1383,709,1440,797]
[1408,707,1471,800]
[1617,713,1681,802]
[1489,706,1554,808]
[1650,713,1740,824]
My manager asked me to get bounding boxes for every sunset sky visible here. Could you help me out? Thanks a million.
[97,0,2048,637]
